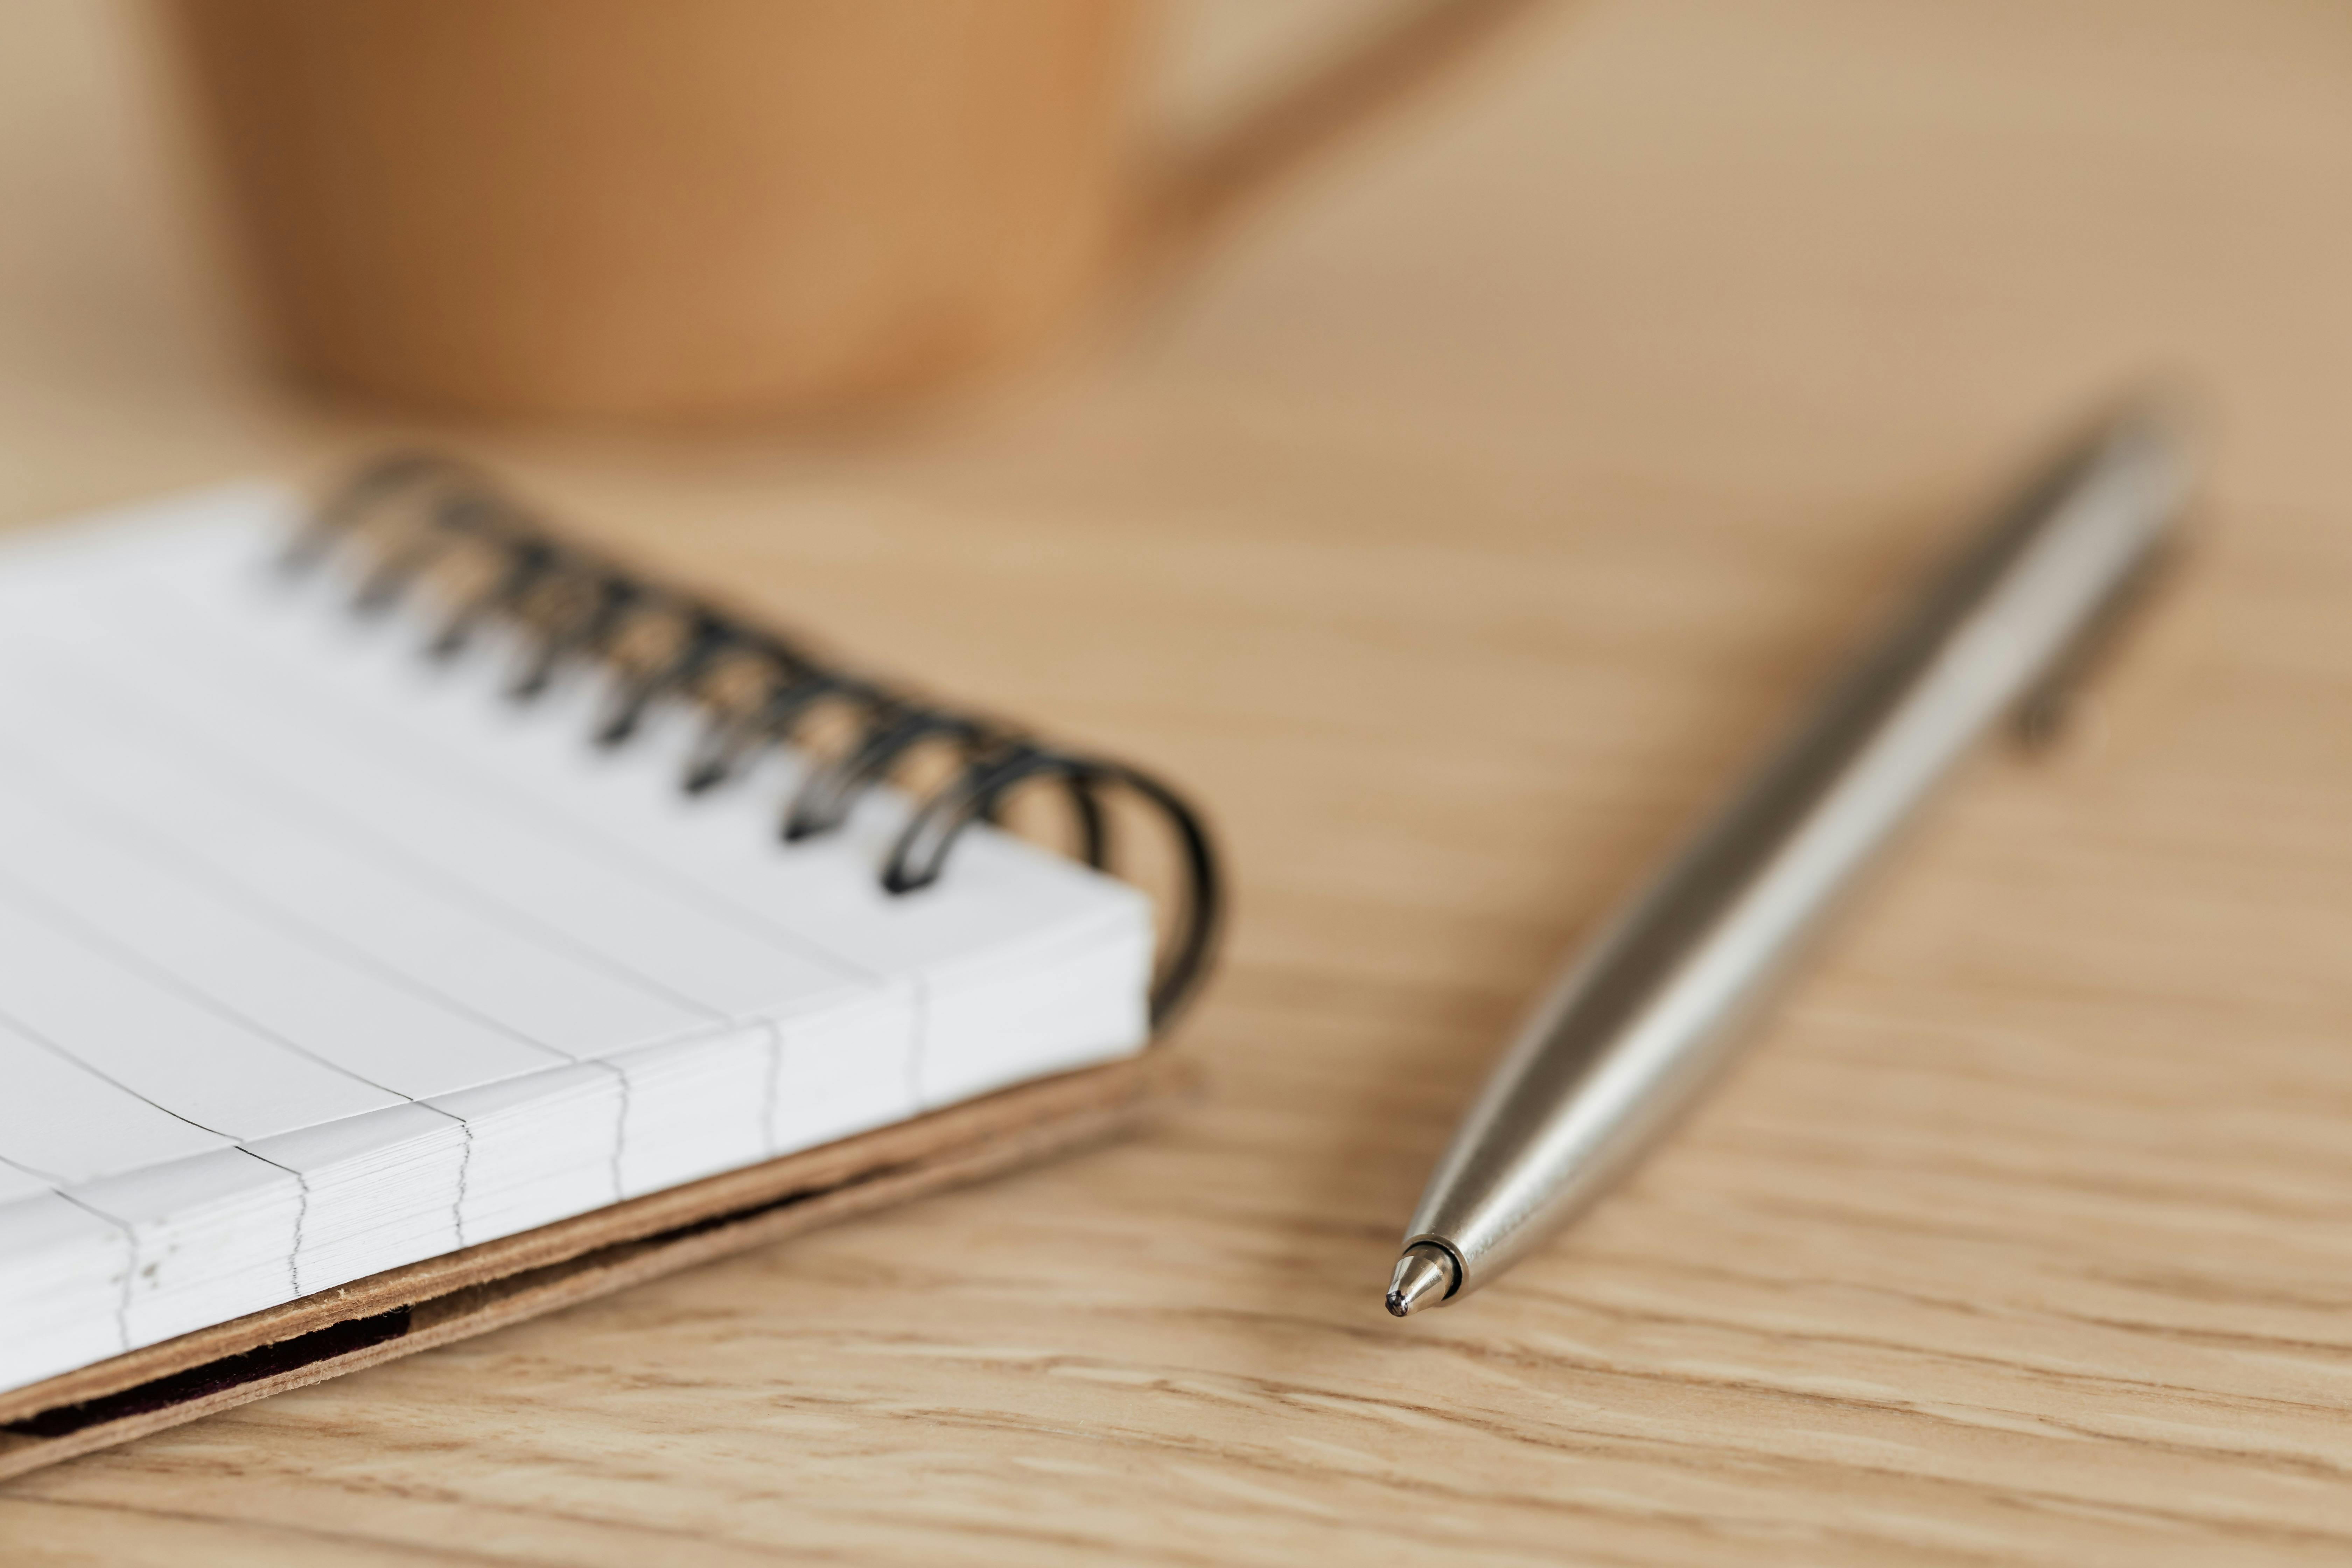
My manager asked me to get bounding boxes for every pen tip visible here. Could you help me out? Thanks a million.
[1385,1243,1457,1318]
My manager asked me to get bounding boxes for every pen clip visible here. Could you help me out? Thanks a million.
[2011,533,2188,750]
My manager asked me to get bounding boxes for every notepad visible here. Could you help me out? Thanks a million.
[0,468,1214,1400]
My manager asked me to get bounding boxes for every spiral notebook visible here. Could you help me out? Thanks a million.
[0,458,1217,1473]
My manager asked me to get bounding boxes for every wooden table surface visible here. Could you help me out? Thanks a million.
[9,1,2352,1562]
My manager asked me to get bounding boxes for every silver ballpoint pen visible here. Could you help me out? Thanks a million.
[1387,400,2199,1317]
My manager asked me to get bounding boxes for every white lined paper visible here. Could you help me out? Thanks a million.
[0,484,1155,1394]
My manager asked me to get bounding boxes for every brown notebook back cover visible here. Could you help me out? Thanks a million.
[0,1052,1195,1482]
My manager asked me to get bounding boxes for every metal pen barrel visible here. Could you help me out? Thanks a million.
[1388,403,2198,1314]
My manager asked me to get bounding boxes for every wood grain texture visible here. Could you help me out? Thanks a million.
[6,0,2352,1562]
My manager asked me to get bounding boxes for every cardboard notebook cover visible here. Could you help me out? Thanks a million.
[0,1050,1196,1483]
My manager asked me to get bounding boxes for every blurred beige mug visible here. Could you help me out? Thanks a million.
[156,0,1533,422]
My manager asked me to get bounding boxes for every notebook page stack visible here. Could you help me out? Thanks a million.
[0,486,1157,1396]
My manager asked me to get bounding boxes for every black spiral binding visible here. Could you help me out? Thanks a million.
[281,452,1223,1031]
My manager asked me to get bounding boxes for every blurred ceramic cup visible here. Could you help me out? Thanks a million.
[155,0,1535,423]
